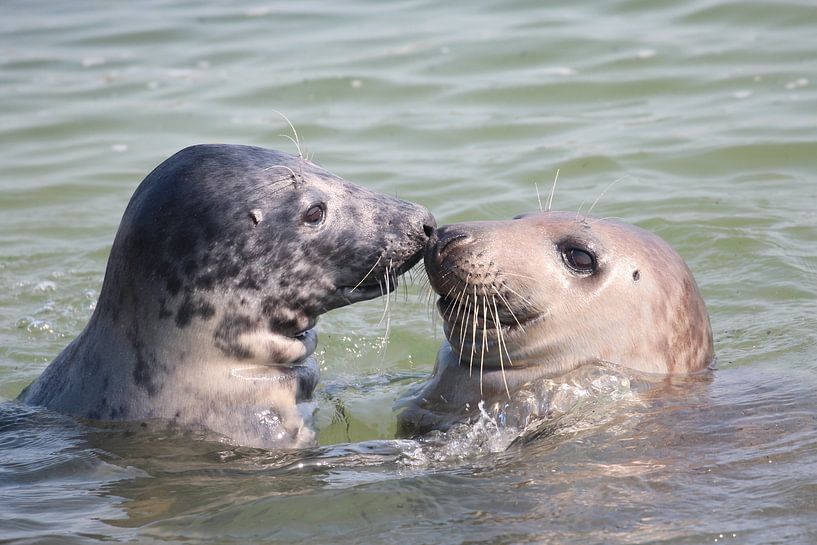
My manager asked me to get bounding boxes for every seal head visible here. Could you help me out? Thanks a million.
[19,144,436,448]
[397,211,713,435]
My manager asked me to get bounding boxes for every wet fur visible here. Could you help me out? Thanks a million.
[19,144,434,448]
[398,211,713,436]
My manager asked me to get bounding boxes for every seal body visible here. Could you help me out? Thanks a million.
[397,211,713,436]
[19,144,435,448]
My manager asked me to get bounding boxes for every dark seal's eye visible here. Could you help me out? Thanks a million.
[562,246,597,274]
[303,204,325,225]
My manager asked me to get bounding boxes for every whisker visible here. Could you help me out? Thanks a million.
[446,272,471,321]
[350,254,382,293]
[424,286,436,315]
[378,268,392,355]
[479,290,488,397]
[262,164,298,179]
[502,284,539,310]
[444,285,463,321]
[576,199,587,221]
[458,293,471,371]
[450,285,468,328]
[586,175,629,217]
[491,296,511,399]
[271,109,304,158]
[547,168,560,212]
[278,134,301,155]
[589,216,625,225]
[493,286,524,331]
[498,271,537,281]
[470,288,478,378]
[535,182,543,212]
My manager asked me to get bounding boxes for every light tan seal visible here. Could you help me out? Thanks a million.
[18,144,436,448]
[397,211,713,436]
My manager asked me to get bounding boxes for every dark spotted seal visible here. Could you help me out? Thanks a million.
[18,144,435,448]
[397,211,713,436]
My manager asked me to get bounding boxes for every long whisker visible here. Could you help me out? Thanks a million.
[350,255,382,293]
[491,296,511,399]
[480,290,488,397]
[447,272,471,321]
[547,168,560,212]
[440,282,457,310]
[450,284,468,328]
[535,182,543,212]
[493,285,524,331]
[424,286,436,317]
[589,216,625,225]
[458,292,471,371]
[498,271,537,281]
[278,134,301,155]
[576,199,587,221]
[470,287,478,378]
[378,267,392,354]
[262,164,298,179]
[494,298,517,374]
[402,267,409,303]
[586,175,629,217]
[390,262,399,306]
[444,284,464,321]
[271,109,304,158]
[502,284,539,310]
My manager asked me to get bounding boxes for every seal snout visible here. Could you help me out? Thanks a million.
[421,213,436,239]
[432,225,472,259]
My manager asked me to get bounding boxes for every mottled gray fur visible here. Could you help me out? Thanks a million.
[19,144,435,448]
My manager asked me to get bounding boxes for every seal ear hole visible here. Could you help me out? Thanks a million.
[302,203,325,226]
[513,212,537,220]
[249,209,263,226]
[561,245,597,275]
[632,270,640,281]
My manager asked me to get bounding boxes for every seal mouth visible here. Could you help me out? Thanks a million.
[335,246,425,306]
[431,272,546,372]
[436,293,542,337]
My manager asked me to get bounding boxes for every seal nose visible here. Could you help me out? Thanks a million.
[435,225,472,256]
[421,210,436,239]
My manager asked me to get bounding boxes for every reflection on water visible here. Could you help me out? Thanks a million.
[2,0,817,542]
[4,366,817,544]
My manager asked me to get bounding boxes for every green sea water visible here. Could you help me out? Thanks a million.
[1,1,816,543]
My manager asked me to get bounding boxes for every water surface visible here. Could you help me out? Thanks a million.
[2,0,816,543]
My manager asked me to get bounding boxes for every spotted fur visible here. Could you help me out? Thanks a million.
[19,144,435,448]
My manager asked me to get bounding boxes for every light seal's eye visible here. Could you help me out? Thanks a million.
[562,246,596,274]
[303,204,325,225]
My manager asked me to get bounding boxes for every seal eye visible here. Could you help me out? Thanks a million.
[303,204,325,226]
[562,246,596,274]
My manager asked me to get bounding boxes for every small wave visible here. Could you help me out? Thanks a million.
[398,364,642,465]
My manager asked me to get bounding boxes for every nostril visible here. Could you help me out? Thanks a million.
[436,228,471,255]
[423,223,435,238]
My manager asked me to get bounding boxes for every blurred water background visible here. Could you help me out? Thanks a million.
[1,0,816,543]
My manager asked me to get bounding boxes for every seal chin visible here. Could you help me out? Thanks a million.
[292,328,318,358]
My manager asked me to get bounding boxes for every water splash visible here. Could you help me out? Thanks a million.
[399,364,641,465]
